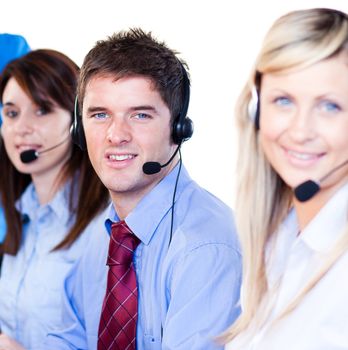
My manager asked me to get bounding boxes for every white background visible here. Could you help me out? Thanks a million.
[2,0,348,208]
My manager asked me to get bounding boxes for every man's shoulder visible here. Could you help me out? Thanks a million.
[179,179,233,217]
[175,180,238,248]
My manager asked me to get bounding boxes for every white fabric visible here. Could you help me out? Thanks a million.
[226,182,348,350]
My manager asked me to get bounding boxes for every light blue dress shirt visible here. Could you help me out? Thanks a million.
[45,165,242,350]
[0,181,108,350]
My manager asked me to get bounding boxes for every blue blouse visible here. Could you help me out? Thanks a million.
[0,181,108,350]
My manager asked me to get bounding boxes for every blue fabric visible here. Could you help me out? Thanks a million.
[0,34,30,240]
[0,205,6,243]
[0,181,108,350]
[0,33,30,126]
[44,164,242,350]
[0,33,30,73]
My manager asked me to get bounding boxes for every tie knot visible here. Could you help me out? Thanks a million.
[107,221,140,266]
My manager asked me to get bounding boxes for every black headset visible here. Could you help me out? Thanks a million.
[71,63,193,150]
[171,64,194,144]
[71,97,87,150]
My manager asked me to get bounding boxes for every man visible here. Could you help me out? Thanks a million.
[45,28,241,349]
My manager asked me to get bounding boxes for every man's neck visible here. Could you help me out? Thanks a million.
[110,180,160,220]
[110,160,179,220]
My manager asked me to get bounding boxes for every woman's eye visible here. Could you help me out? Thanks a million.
[274,96,292,107]
[319,100,341,113]
[37,107,48,116]
[3,109,18,118]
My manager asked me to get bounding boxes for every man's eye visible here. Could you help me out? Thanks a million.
[134,113,150,120]
[93,112,108,119]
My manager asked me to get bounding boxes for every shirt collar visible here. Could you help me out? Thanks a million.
[105,205,117,234]
[300,182,348,253]
[105,163,192,245]
[16,181,74,225]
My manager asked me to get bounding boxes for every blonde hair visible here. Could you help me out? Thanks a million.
[223,8,348,343]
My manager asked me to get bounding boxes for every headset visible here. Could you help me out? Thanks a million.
[171,64,194,144]
[247,72,261,130]
[71,62,194,150]
[71,96,87,150]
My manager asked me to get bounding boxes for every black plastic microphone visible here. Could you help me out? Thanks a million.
[294,158,348,202]
[20,137,70,164]
[143,144,181,175]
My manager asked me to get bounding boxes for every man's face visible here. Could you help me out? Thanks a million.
[82,75,176,207]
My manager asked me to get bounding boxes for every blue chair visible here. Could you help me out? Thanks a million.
[0,33,30,72]
[0,33,30,243]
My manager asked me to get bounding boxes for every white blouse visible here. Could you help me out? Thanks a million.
[226,183,348,350]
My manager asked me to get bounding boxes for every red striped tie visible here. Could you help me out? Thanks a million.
[98,221,140,350]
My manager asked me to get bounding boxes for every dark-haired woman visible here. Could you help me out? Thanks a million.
[0,49,109,350]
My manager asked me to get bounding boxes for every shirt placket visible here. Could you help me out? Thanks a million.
[16,206,49,341]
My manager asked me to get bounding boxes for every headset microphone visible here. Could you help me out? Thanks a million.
[294,158,348,202]
[143,144,181,175]
[20,137,70,164]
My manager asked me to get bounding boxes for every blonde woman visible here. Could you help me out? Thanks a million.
[224,8,348,349]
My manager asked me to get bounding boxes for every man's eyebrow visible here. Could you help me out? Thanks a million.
[86,105,158,114]
[86,106,106,114]
[129,105,157,112]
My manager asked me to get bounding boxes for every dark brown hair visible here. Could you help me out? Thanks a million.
[0,49,109,255]
[78,28,189,123]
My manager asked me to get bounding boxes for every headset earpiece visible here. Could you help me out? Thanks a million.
[172,116,194,144]
[248,85,260,130]
[70,96,87,150]
[172,63,194,144]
